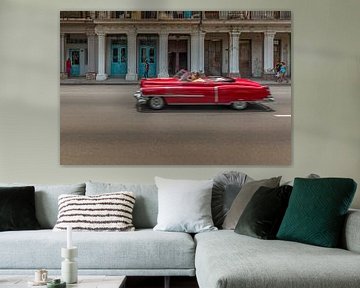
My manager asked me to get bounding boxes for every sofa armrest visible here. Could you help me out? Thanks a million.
[342,209,360,253]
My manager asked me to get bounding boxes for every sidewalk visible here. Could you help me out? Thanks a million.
[60,78,139,85]
[60,77,291,86]
[249,78,291,86]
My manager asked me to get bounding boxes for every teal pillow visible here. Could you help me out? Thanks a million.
[277,178,357,247]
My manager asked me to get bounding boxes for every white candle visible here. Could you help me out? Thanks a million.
[67,225,72,249]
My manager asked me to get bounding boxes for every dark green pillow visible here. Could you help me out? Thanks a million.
[234,185,292,239]
[0,186,41,231]
[276,178,357,247]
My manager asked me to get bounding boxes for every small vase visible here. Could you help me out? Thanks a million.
[61,247,78,284]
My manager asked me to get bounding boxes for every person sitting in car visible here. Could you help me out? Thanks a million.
[191,72,205,82]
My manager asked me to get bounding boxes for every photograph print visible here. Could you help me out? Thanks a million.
[60,10,292,165]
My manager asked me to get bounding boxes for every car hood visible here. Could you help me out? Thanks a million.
[141,78,177,87]
[141,76,266,88]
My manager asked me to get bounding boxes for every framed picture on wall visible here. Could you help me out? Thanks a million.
[60,10,292,165]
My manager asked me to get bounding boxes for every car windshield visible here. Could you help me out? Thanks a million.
[174,70,236,83]
[207,76,235,82]
[174,69,188,79]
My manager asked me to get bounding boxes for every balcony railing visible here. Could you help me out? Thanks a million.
[111,11,132,19]
[60,11,291,21]
[60,11,93,19]
[250,11,291,20]
[141,11,157,19]
[226,11,250,20]
[204,11,290,20]
[158,11,200,20]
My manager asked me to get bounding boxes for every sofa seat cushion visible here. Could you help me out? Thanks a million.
[195,230,360,288]
[0,229,195,270]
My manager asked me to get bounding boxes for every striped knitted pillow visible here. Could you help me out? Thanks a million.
[53,192,136,231]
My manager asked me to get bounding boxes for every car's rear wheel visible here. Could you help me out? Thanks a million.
[232,101,248,110]
[149,97,165,110]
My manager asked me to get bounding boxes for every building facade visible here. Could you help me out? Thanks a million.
[60,11,291,80]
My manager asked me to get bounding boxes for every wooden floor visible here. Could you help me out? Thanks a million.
[126,276,199,288]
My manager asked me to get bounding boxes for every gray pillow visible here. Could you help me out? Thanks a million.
[0,183,85,228]
[212,171,252,228]
[153,177,217,233]
[86,181,158,229]
[222,176,281,230]
[283,173,320,186]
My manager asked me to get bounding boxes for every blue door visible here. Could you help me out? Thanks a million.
[69,49,80,76]
[111,45,127,77]
[138,46,157,78]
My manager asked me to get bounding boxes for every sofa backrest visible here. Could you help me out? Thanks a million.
[86,181,158,229]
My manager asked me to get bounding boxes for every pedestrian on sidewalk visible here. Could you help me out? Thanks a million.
[279,62,288,83]
[66,58,72,77]
[143,59,149,78]
[275,61,282,82]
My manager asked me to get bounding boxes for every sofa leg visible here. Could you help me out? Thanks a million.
[164,276,170,288]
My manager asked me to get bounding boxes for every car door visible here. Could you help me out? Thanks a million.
[164,81,215,105]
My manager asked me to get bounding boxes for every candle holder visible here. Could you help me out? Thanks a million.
[61,247,78,284]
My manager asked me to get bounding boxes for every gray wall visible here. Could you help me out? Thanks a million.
[0,0,359,208]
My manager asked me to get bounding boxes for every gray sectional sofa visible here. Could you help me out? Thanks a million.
[1,181,360,288]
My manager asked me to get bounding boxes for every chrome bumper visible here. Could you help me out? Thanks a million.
[133,91,148,105]
[263,86,274,102]
[263,95,275,102]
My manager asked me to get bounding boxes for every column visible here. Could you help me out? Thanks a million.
[229,31,240,77]
[86,31,96,79]
[187,38,191,70]
[263,31,276,74]
[190,32,199,72]
[198,31,205,73]
[286,33,291,77]
[60,33,66,78]
[125,29,138,80]
[190,30,205,73]
[158,32,169,78]
[175,51,179,72]
[96,31,107,81]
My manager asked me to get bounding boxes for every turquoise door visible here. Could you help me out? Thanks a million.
[139,46,157,78]
[111,45,127,77]
[69,49,80,76]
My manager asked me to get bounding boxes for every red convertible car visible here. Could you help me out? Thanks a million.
[133,70,272,110]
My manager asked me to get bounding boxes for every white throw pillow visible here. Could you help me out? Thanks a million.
[153,177,217,233]
[53,192,135,232]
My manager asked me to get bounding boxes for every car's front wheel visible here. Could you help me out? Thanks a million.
[232,101,248,110]
[149,97,165,110]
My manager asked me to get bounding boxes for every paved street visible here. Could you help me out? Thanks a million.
[60,84,291,165]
